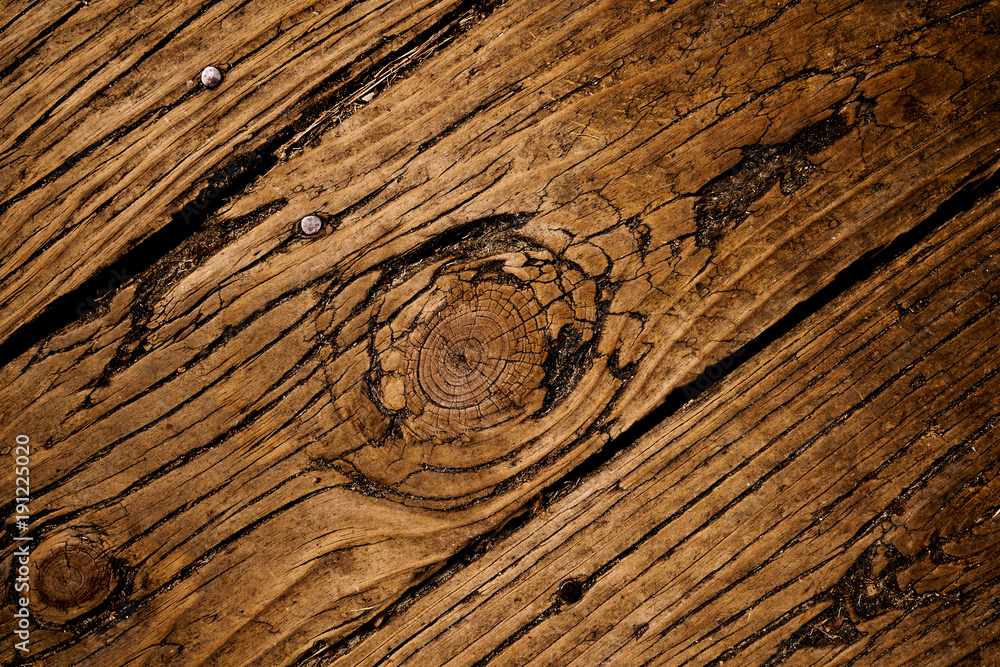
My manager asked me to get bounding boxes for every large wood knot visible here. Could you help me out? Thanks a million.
[319,239,604,504]
[31,535,114,623]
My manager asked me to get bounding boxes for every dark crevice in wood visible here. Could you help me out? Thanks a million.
[694,111,853,248]
[0,145,280,374]
[538,324,586,416]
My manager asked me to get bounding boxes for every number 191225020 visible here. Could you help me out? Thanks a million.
[14,434,30,523]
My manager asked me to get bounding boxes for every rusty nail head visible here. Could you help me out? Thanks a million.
[300,215,322,235]
[556,578,582,604]
[201,66,223,89]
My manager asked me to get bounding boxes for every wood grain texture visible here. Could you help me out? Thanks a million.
[0,0,465,345]
[322,184,1000,667]
[1,0,1000,665]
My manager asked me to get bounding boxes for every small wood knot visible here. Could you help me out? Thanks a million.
[35,543,112,616]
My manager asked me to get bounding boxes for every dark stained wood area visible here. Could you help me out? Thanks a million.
[1,0,999,665]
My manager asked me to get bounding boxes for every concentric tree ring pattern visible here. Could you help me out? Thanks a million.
[418,300,527,411]
[35,543,112,618]
[402,280,548,431]
[330,242,604,499]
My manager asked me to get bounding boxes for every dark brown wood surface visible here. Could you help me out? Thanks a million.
[2,0,999,665]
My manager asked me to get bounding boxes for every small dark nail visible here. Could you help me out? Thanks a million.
[556,578,582,604]
[300,215,322,235]
[201,66,223,89]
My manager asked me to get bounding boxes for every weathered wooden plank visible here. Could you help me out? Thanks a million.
[0,0,467,349]
[321,188,1000,666]
[2,0,1000,665]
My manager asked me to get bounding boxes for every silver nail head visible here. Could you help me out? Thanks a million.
[300,215,322,235]
[201,66,223,89]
